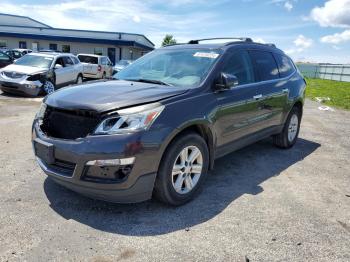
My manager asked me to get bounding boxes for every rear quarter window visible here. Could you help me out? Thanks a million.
[249,50,279,81]
[274,53,295,78]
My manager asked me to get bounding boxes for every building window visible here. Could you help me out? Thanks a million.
[94,47,103,56]
[0,40,7,48]
[49,43,58,51]
[19,41,27,49]
[62,45,70,53]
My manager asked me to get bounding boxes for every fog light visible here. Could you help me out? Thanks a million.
[25,84,37,89]
[86,157,135,166]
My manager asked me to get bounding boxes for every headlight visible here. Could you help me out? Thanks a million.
[27,74,41,81]
[94,103,164,135]
[35,103,47,120]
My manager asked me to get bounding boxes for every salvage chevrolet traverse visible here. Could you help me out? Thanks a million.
[32,38,306,205]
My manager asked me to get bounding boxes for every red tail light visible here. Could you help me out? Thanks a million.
[97,65,102,72]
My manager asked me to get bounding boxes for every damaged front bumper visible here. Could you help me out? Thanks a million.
[0,77,43,96]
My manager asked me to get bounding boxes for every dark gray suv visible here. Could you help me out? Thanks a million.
[32,38,306,205]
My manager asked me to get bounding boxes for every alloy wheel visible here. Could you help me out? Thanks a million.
[44,81,55,94]
[171,146,203,194]
[288,114,299,142]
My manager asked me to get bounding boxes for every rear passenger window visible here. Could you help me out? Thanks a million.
[222,51,255,85]
[63,56,74,67]
[274,54,295,78]
[249,50,279,81]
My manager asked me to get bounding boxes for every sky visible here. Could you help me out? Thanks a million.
[1,0,350,63]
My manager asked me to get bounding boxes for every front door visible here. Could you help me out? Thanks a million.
[107,48,116,65]
[54,57,71,86]
[214,50,261,150]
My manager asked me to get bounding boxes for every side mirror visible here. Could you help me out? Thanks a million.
[214,73,239,91]
[54,64,63,70]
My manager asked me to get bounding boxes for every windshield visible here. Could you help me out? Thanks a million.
[115,48,221,88]
[14,55,53,68]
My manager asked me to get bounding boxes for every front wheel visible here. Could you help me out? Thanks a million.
[154,133,209,206]
[273,106,301,148]
[43,80,55,95]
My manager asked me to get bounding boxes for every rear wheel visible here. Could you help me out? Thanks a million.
[76,74,83,84]
[43,80,55,95]
[154,133,209,206]
[273,106,301,148]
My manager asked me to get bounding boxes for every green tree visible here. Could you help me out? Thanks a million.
[161,34,177,47]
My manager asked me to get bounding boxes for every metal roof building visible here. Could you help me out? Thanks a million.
[0,13,154,64]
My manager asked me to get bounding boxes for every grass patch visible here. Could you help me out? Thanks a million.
[305,78,350,110]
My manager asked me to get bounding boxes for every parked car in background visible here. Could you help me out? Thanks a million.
[77,54,113,79]
[14,48,32,55]
[5,49,32,59]
[113,59,133,74]
[39,49,62,53]
[0,52,83,96]
[32,37,306,205]
[5,49,24,59]
[0,51,14,69]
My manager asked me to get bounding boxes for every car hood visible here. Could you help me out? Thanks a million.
[45,80,189,113]
[1,64,47,75]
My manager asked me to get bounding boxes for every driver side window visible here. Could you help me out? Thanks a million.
[55,58,65,67]
[223,50,255,85]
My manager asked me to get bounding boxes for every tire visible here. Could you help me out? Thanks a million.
[76,74,83,84]
[102,72,106,79]
[154,133,209,206]
[43,80,55,95]
[273,106,301,149]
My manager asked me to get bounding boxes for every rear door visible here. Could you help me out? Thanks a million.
[214,50,261,148]
[249,50,289,129]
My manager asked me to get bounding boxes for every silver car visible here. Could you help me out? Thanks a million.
[0,52,83,96]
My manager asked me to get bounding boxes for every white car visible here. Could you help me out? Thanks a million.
[77,54,114,79]
[113,59,133,74]
[0,52,83,96]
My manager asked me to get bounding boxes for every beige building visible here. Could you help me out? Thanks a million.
[0,13,154,64]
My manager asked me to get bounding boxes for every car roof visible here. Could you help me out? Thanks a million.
[27,52,75,58]
[77,54,105,58]
[161,40,285,55]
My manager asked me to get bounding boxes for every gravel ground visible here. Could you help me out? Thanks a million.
[0,92,349,262]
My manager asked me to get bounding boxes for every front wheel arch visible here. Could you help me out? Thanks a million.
[158,121,216,172]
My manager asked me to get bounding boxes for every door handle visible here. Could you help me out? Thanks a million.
[253,94,263,100]
[282,88,289,93]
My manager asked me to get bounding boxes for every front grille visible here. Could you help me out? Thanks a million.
[46,159,76,177]
[40,106,101,139]
[3,71,25,79]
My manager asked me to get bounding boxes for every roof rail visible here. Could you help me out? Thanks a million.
[188,37,253,44]
[265,43,276,48]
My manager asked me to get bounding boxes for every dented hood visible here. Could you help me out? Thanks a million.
[45,80,188,113]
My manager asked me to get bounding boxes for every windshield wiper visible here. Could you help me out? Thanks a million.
[126,78,173,86]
